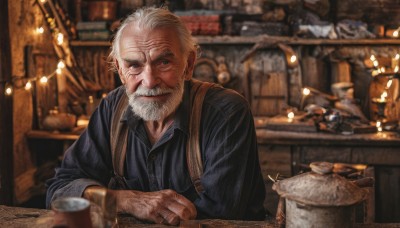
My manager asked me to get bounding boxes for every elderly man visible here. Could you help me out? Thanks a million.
[46,7,265,225]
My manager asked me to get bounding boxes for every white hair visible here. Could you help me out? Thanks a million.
[109,6,198,71]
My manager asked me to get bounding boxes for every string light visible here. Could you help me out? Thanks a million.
[1,0,72,96]
[25,81,32,90]
[302,88,311,96]
[57,60,65,69]
[5,83,13,96]
[40,76,48,84]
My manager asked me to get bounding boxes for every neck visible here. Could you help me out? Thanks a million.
[144,113,175,145]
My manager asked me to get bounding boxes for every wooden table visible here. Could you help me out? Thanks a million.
[1,205,400,228]
[0,205,277,228]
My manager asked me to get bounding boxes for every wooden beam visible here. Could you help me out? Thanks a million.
[0,0,14,205]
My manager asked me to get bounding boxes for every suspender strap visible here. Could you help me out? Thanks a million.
[187,79,215,193]
[110,93,129,182]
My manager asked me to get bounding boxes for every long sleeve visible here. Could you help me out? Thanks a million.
[194,88,266,220]
[45,88,123,208]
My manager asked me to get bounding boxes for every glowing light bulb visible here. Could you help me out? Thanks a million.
[40,76,48,84]
[370,55,376,61]
[57,60,65,69]
[36,27,44,34]
[56,33,64,45]
[395,54,400,60]
[373,60,379,67]
[395,65,399,73]
[393,30,399,37]
[25,81,32,90]
[380,67,385,73]
[39,0,47,3]
[302,88,311,96]
[287,111,295,122]
[376,121,382,132]
[290,55,297,63]
[5,84,13,96]
[387,79,393,89]
[56,68,62,74]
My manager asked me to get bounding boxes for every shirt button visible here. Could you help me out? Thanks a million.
[149,154,156,161]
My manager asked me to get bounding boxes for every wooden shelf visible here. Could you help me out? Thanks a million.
[70,35,400,47]
[256,129,400,147]
[26,130,80,141]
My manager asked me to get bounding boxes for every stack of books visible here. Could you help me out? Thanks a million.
[76,21,111,41]
[175,11,222,36]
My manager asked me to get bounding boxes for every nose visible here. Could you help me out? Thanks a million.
[140,65,160,88]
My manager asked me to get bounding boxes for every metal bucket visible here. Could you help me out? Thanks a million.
[273,162,368,227]
[285,199,356,228]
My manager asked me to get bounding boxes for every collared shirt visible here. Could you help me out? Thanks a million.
[46,80,266,220]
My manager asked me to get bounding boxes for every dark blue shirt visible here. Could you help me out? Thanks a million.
[46,80,266,220]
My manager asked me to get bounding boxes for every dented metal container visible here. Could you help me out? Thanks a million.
[273,162,368,228]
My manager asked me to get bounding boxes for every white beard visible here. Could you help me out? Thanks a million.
[126,81,184,121]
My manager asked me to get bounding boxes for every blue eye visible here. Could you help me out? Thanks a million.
[160,59,170,65]
[130,63,141,68]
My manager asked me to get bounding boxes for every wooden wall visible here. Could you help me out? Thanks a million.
[0,0,13,206]
[7,0,54,205]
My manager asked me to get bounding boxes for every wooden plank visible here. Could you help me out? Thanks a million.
[375,166,400,222]
[300,146,353,164]
[0,0,14,206]
[14,168,37,205]
[351,147,400,165]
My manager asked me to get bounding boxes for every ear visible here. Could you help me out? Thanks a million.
[115,59,126,84]
[184,51,196,80]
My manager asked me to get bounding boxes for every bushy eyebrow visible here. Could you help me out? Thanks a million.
[121,50,175,65]
[152,50,175,63]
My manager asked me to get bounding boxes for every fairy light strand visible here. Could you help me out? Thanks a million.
[3,62,64,96]
[2,0,73,96]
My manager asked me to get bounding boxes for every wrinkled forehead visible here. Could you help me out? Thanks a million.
[119,23,183,57]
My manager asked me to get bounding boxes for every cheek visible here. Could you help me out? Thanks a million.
[125,80,141,94]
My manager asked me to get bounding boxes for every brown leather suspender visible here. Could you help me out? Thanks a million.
[109,79,216,193]
[186,80,214,193]
[109,92,129,189]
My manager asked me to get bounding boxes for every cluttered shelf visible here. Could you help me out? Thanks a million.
[255,117,400,147]
[70,36,400,47]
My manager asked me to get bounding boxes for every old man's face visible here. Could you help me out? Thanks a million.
[117,25,191,121]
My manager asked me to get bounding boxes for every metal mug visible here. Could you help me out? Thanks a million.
[51,197,93,228]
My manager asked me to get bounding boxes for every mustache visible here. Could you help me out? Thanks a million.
[133,86,174,97]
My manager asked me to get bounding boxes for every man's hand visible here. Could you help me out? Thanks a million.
[110,188,196,225]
